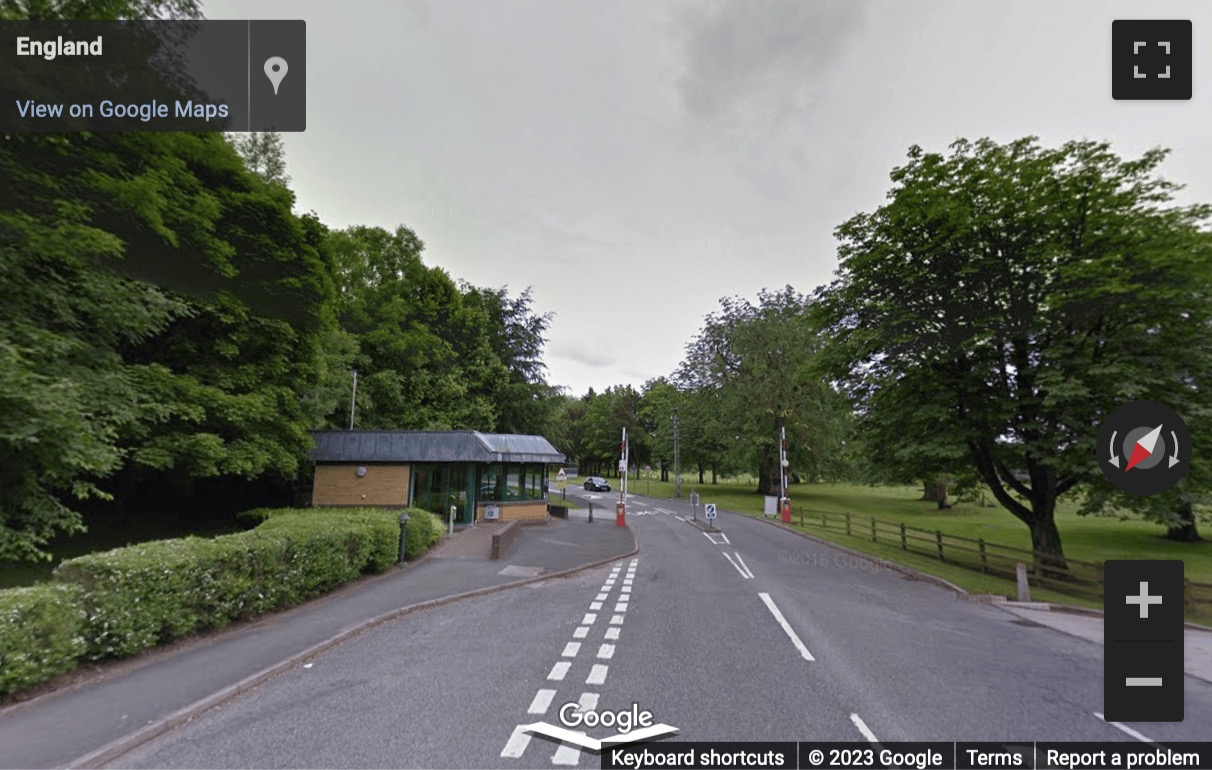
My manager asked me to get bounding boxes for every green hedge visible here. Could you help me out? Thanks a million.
[0,583,88,697]
[0,506,446,696]
[403,508,446,559]
[54,507,409,661]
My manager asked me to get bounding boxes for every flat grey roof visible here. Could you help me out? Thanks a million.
[308,430,566,465]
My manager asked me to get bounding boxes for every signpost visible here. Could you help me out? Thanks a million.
[690,490,700,520]
[617,428,628,527]
[557,468,567,500]
[704,502,716,530]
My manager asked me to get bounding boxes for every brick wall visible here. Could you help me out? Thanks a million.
[312,463,410,507]
[477,500,548,522]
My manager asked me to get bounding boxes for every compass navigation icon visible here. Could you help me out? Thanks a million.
[1098,401,1190,496]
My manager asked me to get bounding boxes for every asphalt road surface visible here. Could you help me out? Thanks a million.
[110,489,1212,768]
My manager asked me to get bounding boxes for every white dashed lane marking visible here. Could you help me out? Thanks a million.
[1094,712,1157,744]
[551,693,601,766]
[528,689,556,714]
[759,592,814,661]
[504,559,637,763]
[850,713,878,742]
[587,664,608,685]
[500,726,532,758]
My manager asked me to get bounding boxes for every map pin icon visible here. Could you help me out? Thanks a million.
[264,56,288,95]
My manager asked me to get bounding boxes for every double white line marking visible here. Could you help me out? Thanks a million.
[504,558,639,764]
[722,551,754,579]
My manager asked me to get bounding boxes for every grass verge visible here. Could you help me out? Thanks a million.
[634,479,1212,624]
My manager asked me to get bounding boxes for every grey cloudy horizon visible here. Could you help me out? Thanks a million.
[206,0,1212,397]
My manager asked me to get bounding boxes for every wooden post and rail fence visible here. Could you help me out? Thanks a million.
[790,507,1212,620]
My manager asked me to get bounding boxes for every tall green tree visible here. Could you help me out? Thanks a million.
[817,137,1212,569]
[678,287,850,495]
[638,378,679,481]
[4,0,201,21]
[324,225,499,431]
[463,286,560,436]
[229,132,291,187]
[1,128,334,558]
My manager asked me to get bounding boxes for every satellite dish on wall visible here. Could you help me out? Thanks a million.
[356,466,367,477]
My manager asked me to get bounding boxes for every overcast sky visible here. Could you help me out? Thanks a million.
[205,0,1212,397]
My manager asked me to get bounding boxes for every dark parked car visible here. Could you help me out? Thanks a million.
[583,476,611,492]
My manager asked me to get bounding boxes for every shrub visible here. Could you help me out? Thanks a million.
[54,507,404,661]
[402,508,445,559]
[0,583,87,697]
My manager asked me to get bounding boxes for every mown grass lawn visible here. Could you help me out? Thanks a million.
[631,477,1212,623]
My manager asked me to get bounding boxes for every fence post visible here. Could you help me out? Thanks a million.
[799,507,803,527]
[822,512,827,529]
[979,539,988,573]
[1016,563,1030,601]
[845,513,851,536]
[871,516,877,542]
[936,530,944,561]
[900,523,907,550]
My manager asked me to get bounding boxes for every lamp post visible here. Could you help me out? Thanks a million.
[348,369,358,430]
[673,408,681,498]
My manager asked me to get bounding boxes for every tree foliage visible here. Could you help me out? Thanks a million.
[816,137,1212,566]
[0,129,335,558]
[0,0,563,559]
[677,287,852,494]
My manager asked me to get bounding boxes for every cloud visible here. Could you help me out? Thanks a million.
[675,0,870,122]
[550,343,619,370]
[671,0,872,198]
[401,0,432,27]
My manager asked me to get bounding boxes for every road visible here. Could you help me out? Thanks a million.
[110,489,1212,768]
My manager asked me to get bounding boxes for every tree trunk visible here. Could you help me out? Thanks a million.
[921,481,948,503]
[757,468,779,495]
[697,463,704,484]
[1028,516,1069,577]
[711,467,717,484]
[1166,502,1202,542]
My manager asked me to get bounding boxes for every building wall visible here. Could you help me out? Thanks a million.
[476,500,548,522]
[312,463,410,507]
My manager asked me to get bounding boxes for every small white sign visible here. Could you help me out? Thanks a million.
[704,503,716,519]
[557,469,567,480]
[618,459,627,473]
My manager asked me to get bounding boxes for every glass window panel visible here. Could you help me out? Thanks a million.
[526,465,543,499]
[506,464,521,498]
[481,463,505,501]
